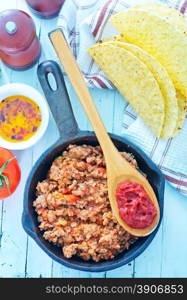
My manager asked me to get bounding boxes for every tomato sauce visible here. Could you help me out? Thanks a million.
[116,181,157,229]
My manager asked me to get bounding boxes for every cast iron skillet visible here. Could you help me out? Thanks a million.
[22,60,165,272]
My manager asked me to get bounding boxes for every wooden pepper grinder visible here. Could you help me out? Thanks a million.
[0,9,41,70]
[26,0,64,19]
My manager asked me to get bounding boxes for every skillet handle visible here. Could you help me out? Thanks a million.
[37,60,79,138]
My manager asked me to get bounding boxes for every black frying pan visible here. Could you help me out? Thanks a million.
[22,60,165,272]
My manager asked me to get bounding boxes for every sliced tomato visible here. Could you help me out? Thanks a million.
[0,148,21,199]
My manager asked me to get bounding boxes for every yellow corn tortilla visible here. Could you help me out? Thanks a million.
[173,91,187,136]
[110,9,187,98]
[104,38,178,138]
[88,43,165,137]
[134,3,187,35]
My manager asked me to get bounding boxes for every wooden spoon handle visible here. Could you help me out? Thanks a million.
[49,29,118,162]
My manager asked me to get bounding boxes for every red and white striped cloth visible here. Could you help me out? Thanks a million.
[58,0,187,196]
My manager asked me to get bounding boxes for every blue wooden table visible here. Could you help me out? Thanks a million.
[0,0,187,278]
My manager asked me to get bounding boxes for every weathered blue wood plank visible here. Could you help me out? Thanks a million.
[0,55,35,277]
[1,0,187,279]
[0,148,32,277]
[51,261,91,278]
[160,184,187,277]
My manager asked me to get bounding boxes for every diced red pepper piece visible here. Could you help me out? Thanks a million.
[98,167,106,174]
[64,194,80,203]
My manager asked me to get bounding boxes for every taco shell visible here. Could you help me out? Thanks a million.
[104,38,178,138]
[88,42,165,137]
[110,9,187,98]
[134,3,187,36]
[173,91,187,136]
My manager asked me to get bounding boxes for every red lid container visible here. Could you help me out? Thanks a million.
[26,0,64,19]
[0,9,41,70]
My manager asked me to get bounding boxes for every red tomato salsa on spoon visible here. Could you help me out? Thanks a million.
[116,181,157,229]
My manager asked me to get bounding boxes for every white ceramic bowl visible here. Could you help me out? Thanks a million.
[0,83,49,150]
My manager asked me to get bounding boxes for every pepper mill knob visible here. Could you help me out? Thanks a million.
[5,21,17,35]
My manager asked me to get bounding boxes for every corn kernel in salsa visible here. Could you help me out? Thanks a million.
[0,95,41,143]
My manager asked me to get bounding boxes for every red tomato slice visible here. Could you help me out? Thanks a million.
[0,148,21,199]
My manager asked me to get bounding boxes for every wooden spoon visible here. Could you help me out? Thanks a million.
[49,29,160,237]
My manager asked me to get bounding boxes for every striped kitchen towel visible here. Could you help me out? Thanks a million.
[58,0,187,195]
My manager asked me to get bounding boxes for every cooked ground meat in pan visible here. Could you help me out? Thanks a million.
[33,144,138,262]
